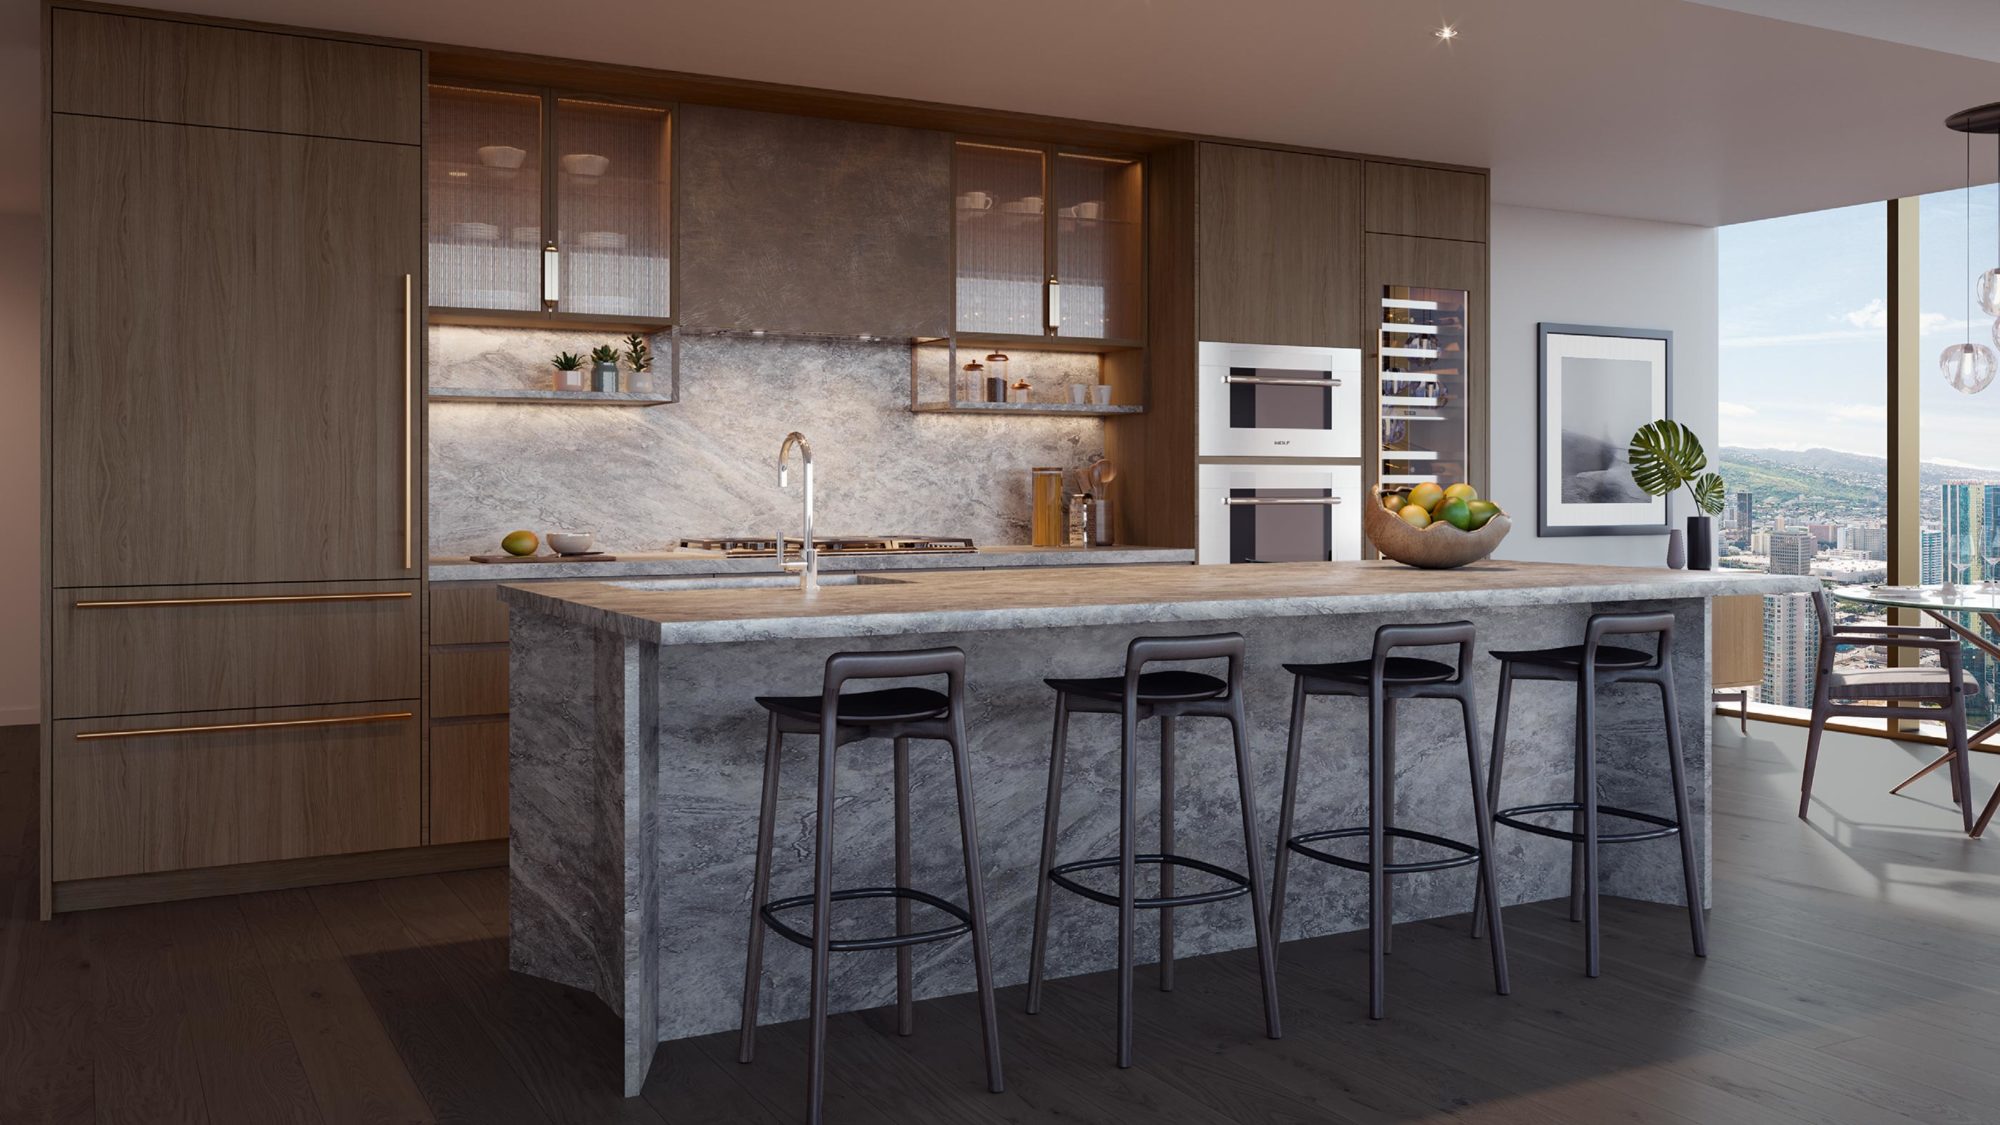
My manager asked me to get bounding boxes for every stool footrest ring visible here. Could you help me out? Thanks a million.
[1493,801,1681,844]
[1285,825,1482,874]
[1046,852,1252,909]
[758,886,975,952]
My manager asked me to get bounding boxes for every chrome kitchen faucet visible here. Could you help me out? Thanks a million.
[777,431,819,592]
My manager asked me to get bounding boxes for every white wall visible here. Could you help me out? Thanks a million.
[1487,204,1720,566]
[0,213,39,725]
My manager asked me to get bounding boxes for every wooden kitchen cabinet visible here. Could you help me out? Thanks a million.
[954,139,1144,346]
[1198,143,1361,348]
[1364,162,1488,243]
[427,581,514,843]
[428,81,672,329]
[50,114,422,588]
[430,719,511,844]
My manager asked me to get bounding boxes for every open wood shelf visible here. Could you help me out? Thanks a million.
[911,400,1142,417]
[427,387,672,407]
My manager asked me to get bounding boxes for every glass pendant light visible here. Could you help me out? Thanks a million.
[1940,110,1999,394]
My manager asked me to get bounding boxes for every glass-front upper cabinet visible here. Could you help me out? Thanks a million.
[1379,286,1469,487]
[427,82,672,328]
[953,140,1142,345]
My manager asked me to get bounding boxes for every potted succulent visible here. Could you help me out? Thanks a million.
[589,344,622,392]
[1628,419,1725,570]
[550,350,586,392]
[623,334,654,394]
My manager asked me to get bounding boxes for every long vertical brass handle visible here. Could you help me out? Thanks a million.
[403,272,414,572]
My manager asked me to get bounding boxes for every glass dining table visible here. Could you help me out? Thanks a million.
[1830,583,2000,835]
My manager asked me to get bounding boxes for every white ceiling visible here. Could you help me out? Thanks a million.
[8,0,2000,226]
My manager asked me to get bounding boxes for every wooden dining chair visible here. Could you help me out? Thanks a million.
[1798,589,1978,835]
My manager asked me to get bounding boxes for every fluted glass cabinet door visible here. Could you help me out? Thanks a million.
[553,97,672,320]
[955,141,1046,335]
[427,84,543,312]
[1053,152,1143,342]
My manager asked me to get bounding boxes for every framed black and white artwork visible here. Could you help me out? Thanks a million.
[1537,324,1672,537]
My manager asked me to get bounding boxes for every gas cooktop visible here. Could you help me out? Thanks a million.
[678,536,977,558]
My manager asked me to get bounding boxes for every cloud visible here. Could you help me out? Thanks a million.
[1716,401,1758,417]
[1828,403,1887,422]
[1841,299,1887,329]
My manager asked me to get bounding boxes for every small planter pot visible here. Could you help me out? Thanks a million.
[1686,515,1714,571]
[554,368,585,392]
[592,361,620,392]
[626,367,655,394]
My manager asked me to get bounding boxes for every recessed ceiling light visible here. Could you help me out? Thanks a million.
[1435,23,1459,43]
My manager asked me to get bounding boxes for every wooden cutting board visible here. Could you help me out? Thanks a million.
[467,553,618,563]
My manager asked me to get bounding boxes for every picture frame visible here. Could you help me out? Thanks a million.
[1537,323,1673,537]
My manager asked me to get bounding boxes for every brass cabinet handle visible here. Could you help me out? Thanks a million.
[403,272,414,572]
[73,710,414,741]
[73,592,413,609]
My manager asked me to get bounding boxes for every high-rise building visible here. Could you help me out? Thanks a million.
[1762,593,1819,709]
[1838,524,1888,560]
[1768,528,1817,576]
[1731,490,1753,532]
[1940,482,2000,584]
[1922,527,1945,585]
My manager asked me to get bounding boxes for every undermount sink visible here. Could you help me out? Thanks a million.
[602,573,905,592]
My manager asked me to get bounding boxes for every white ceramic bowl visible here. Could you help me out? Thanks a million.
[546,531,596,555]
[560,153,611,177]
[476,145,527,169]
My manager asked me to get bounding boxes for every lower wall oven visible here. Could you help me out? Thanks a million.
[1197,463,1363,565]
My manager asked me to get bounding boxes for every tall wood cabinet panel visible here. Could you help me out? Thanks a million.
[1363,233,1488,495]
[50,9,421,145]
[50,115,422,587]
[1363,162,1487,242]
[1197,143,1360,348]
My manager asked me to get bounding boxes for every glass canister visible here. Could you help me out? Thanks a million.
[961,360,984,402]
[985,352,1010,403]
[1031,467,1066,546]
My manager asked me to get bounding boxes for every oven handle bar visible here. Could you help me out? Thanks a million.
[1220,374,1342,388]
[1221,496,1344,507]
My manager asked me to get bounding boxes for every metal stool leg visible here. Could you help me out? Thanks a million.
[1659,673,1707,958]
[946,710,1005,1093]
[1570,686,1588,925]
[1230,697,1283,1040]
[1270,677,1309,944]
[1578,679,1601,979]
[1459,688,1510,996]
[1472,662,1513,940]
[893,735,914,1036]
[738,714,783,1063]
[1116,706,1139,1067]
[1158,715,1176,992]
[1367,688,1389,1019]
[1025,696,1070,1015]
[805,726,839,1123]
[1381,698,1396,957]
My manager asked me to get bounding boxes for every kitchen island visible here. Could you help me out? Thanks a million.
[496,561,1817,1094]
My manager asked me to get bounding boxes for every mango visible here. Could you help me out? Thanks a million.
[1408,482,1445,512]
[1444,482,1479,505]
[502,529,539,556]
[1397,503,1431,528]
[1439,497,1474,530]
[1466,500,1500,529]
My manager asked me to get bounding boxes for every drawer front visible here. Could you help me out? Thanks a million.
[430,647,510,719]
[53,702,421,881]
[55,582,420,719]
[430,719,509,845]
[51,10,422,145]
[431,583,510,644]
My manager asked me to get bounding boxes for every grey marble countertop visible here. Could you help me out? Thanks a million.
[428,543,1192,583]
[496,559,1821,645]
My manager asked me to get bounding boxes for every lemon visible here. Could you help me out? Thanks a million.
[1466,500,1500,529]
[1397,503,1431,528]
[1439,497,1474,530]
[502,529,539,556]
[1408,482,1445,512]
[1444,482,1479,505]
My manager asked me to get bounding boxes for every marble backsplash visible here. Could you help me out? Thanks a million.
[428,327,1107,555]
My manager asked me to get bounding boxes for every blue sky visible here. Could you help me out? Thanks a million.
[1718,183,2000,468]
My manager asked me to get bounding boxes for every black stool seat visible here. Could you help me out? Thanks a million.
[1490,643,1651,670]
[755,686,950,725]
[1283,656,1456,686]
[1043,669,1228,704]
[760,886,976,952]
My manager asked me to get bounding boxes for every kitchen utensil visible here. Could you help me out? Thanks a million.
[547,531,596,555]
[1087,457,1117,495]
[561,152,611,176]
[476,145,527,169]
[1085,496,1115,546]
[957,191,993,210]
[1074,200,1105,219]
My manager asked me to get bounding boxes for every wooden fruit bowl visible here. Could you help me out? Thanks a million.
[1362,501,1512,569]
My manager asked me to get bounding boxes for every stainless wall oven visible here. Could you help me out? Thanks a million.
[1198,341,1362,458]
[1197,463,1362,565]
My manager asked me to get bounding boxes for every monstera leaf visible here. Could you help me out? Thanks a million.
[1627,420,1727,515]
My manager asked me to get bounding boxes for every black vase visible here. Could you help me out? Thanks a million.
[1686,515,1713,571]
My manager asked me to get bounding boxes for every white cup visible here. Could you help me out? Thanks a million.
[1074,200,1105,219]
[1070,384,1089,404]
[958,191,993,210]
[1092,385,1112,405]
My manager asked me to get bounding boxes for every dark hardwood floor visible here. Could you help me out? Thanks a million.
[3,719,1997,1124]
